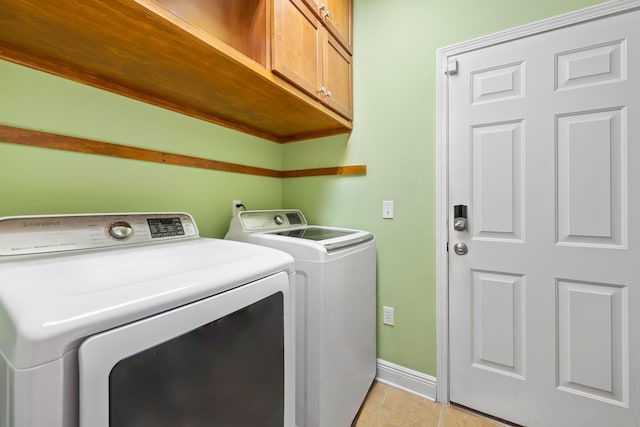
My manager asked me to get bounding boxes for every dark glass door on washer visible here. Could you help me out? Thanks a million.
[109,293,285,426]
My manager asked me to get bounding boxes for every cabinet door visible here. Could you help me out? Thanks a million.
[301,0,320,13]
[272,0,323,99]
[323,0,352,53]
[323,31,352,119]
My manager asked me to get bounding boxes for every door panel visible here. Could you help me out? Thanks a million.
[448,9,639,427]
[471,121,524,240]
[557,279,627,405]
[556,108,626,247]
[471,62,524,104]
[471,270,525,378]
[555,40,625,91]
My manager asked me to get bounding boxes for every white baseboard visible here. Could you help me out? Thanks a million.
[375,359,437,401]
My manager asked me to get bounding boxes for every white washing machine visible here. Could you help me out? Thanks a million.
[225,209,376,427]
[0,212,296,427]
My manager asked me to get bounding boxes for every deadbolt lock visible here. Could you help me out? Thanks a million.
[453,205,468,231]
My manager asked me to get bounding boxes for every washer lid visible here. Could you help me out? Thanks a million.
[271,226,355,241]
[226,210,374,252]
[268,226,373,250]
[0,238,294,369]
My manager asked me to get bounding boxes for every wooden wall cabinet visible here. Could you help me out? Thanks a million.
[154,0,270,67]
[323,33,353,119]
[0,0,352,142]
[272,0,353,119]
[302,0,353,53]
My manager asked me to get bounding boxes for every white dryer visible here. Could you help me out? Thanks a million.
[0,212,295,427]
[226,209,376,427]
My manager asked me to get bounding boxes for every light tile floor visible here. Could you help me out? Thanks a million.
[353,381,509,427]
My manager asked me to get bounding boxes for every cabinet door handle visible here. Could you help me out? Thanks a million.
[319,87,332,98]
[324,11,331,18]
[319,3,326,11]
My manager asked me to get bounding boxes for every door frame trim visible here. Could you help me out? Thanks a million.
[435,0,640,404]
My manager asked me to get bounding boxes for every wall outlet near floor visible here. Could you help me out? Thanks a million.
[232,199,242,216]
[383,306,395,326]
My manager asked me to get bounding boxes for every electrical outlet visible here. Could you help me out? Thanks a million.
[383,306,394,326]
[232,199,242,216]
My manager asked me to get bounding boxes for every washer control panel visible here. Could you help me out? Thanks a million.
[273,215,285,225]
[238,210,307,232]
[0,212,198,256]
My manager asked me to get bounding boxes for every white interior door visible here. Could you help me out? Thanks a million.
[448,9,640,427]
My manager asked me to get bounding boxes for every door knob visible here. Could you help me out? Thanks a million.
[453,242,468,255]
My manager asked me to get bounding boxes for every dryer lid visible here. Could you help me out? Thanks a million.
[0,237,294,369]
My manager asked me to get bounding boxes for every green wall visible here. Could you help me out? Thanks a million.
[282,0,607,376]
[1,0,607,380]
[0,60,282,238]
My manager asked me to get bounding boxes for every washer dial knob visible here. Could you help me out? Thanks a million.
[273,215,285,225]
[108,221,133,240]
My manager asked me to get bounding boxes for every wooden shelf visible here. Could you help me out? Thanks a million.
[0,125,366,178]
[0,0,352,142]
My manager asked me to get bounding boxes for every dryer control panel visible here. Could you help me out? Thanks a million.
[0,212,198,256]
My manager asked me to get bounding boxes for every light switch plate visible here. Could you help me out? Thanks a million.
[382,200,394,219]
